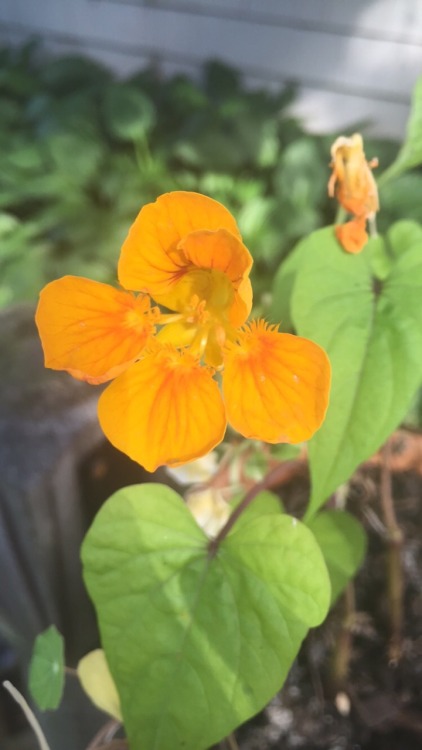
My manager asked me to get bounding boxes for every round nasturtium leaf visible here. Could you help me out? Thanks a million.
[306,510,367,604]
[82,484,330,750]
[28,625,64,711]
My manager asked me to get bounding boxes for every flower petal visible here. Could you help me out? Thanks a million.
[335,219,368,254]
[118,191,242,296]
[180,228,253,324]
[329,133,379,218]
[98,348,227,471]
[180,228,252,283]
[35,276,156,384]
[152,229,253,322]
[223,321,331,443]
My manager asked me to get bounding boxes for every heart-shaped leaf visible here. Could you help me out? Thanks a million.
[306,510,367,604]
[28,625,64,711]
[290,224,422,517]
[82,484,330,750]
[271,238,307,330]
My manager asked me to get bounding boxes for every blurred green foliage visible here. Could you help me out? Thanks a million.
[0,41,415,306]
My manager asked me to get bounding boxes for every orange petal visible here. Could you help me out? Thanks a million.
[223,321,331,443]
[180,228,252,282]
[153,229,253,322]
[35,276,156,384]
[98,348,227,472]
[335,219,368,254]
[231,277,253,328]
[181,229,253,325]
[118,192,242,296]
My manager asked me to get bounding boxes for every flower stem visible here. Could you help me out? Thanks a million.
[208,458,305,556]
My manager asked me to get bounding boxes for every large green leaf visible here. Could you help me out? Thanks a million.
[306,510,367,604]
[379,76,422,185]
[28,625,65,711]
[82,484,330,750]
[291,224,422,517]
[271,239,307,330]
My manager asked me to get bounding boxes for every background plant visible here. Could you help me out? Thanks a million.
[0,41,408,306]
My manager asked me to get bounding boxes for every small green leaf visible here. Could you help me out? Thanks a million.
[28,626,65,711]
[306,510,367,603]
[290,224,422,517]
[379,76,422,185]
[103,84,156,141]
[82,484,330,750]
[243,451,270,481]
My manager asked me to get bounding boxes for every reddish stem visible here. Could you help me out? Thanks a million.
[208,458,305,556]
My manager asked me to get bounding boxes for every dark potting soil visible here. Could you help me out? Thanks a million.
[232,458,422,750]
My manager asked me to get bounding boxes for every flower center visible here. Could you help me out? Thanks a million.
[156,268,236,366]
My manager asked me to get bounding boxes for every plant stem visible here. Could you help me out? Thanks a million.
[380,439,404,663]
[331,583,355,689]
[65,666,78,677]
[220,732,239,750]
[208,459,305,556]
[2,681,51,750]
[86,720,122,750]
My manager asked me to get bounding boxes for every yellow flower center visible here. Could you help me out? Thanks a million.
[156,268,236,367]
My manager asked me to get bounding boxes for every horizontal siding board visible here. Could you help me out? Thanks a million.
[293,87,410,138]
[0,2,420,102]
[98,0,422,44]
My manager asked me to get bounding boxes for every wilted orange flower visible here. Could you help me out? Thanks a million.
[328,133,379,253]
[36,192,331,472]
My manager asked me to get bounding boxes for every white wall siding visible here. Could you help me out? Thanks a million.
[0,0,421,138]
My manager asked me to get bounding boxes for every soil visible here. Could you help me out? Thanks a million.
[232,433,422,750]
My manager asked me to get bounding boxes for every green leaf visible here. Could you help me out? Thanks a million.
[28,625,65,711]
[0,212,19,237]
[290,224,422,517]
[379,173,422,227]
[379,76,422,185]
[269,444,301,462]
[243,451,270,481]
[82,484,330,750]
[271,239,306,330]
[306,510,367,603]
[230,490,284,531]
[103,84,156,141]
[274,138,327,208]
[367,234,392,280]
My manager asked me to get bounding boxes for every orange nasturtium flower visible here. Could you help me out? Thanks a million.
[36,192,331,472]
[328,133,379,254]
